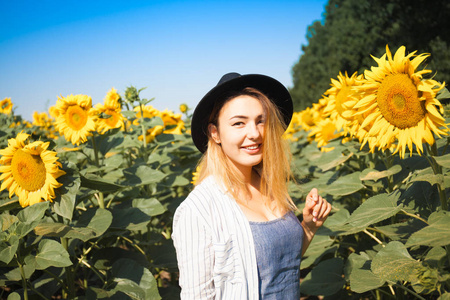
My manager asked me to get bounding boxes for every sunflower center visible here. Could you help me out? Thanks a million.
[65,105,88,130]
[104,110,119,127]
[377,73,425,129]
[11,149,46,192]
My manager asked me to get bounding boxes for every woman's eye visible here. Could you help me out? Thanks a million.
[232,122,244,126]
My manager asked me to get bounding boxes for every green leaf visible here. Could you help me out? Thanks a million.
[76,208,113,238]
[35,208,112,241]
[406,211,450,247]
[433,153,450,168]
[34,222,92,240]
[98,134,125,156]
[436,86,450,101]
[300,258,345,296]
[112,278,146,299]
[424,247,447,268]
[110,207,151,230]
[17,201,49,223]
[301,232,336,269]
[132,198,166,217]
[346,252,384,293]
[147,152,172,166]
[0,235,19,264]
[326,172,364,196]
[0,198,21,212]
[111,258,161,300]
[317,151,353,172]
[7,292,21,300]
[122,165,167,186]
[344,192,402,231]
[4,262,35,281]
[162,174,190,187]
[409,166,446,186]
[320,208,352,235]
[360,165,402,181]
[298,171,336,198]
[1,213,18,231]
[438,292,450,300]
[399,181,441,216]
[92,247,151,271]
[81,174,124,192]
[86,287,118,299]
[122,110,137,118]
[375,219,426,241]
[33,239,72,269]
[53,169,81,221]
[371,241,420,283]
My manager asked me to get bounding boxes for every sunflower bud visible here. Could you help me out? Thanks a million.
[180,103,188,113]
[125,86,140,104]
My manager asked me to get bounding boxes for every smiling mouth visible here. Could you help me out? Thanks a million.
[242,144,261,150]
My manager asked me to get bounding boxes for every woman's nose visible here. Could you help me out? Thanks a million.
[246,122,261,139]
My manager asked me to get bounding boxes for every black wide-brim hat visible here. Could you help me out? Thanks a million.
[191,72,293,153]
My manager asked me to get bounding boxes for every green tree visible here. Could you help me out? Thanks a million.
[291,0,450,110]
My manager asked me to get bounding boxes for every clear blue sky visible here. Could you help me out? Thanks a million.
[0,0,327,121]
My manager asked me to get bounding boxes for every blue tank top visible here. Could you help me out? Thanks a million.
[249,211,304,299]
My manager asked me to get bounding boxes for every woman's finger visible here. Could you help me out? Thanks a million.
[312,195,324,222]
[316,200,331,221]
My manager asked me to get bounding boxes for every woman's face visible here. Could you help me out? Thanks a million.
[210,95,265,174]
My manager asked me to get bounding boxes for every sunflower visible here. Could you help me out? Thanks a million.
[0,132,66,207]
[33,111,53,127]
[48,105,59,119]
[54,94,97,145]
[133,105,160,126]
[0,98,13,114]
[354,45,448,158]
[32,111,59,139]
[94,88,125,134]
[308,118,344,150]
[283,112,302,141]
[191,165,201,185]
[138,125,164,143]
[322,71,365,134]
[159,109,185,135]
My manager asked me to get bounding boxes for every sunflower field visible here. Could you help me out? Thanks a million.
[1,45,450,300]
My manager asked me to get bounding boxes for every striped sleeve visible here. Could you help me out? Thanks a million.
[172,200,215,300]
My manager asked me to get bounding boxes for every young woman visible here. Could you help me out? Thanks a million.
[172,73,331,300]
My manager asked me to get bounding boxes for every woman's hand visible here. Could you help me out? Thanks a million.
[302,188,331,234]
[300,188,332,256]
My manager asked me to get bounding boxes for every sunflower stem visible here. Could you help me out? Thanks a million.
[139,103,147,149]
[363,229,384,246]
[381,150,394,193]
[90,135,100,168]
[17,256,28,300]
[94,192,105,209]
[399,209,428,225]
[393,283,426,300]
[60,237,75,299]
[425,143,448,210]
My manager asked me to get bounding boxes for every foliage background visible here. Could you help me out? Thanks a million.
[1,0,450,299]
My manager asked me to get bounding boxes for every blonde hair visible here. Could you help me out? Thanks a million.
[195,87,296,212]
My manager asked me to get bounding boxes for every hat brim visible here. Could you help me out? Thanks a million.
[191,74,293,153]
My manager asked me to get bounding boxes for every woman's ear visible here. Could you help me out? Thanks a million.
[208,123,221,144]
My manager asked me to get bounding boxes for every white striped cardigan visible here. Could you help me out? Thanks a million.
[172,176,259,300]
